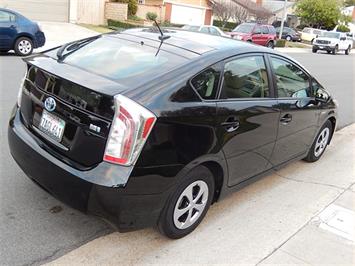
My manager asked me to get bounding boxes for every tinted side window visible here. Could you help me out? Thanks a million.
[262,26,269,34]
[254,26,262,34]
[270,57,311,98]
[0,11,15,22]
[221,55,269,99]
[200,27,210,34]
[209,27,220,36]
[191,64,221,100]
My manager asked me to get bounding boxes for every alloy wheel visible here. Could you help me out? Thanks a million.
[314,127,330,157]
[173,180,209,230]
[18,40,32,55]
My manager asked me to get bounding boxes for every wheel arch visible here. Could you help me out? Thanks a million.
[327,116,336,143]
[13,33,34,48]
[200,161,225,203]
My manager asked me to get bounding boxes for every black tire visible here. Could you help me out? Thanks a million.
[267,41,274,49]
[304,120,333,162]
[345,46,351,55]
[247,39,253,43]
[158,165,214,239]
[14,37,33,56]
[312,47,318,53]
[327,50,331,54]
[332,45,338,55]
[286,35,292,41]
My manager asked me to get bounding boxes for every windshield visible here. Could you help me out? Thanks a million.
[233,23,254,33]
[62,36,187,84]
[321,32,340,39]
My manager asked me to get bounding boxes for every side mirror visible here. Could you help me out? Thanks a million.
[315,90,329,103]
[340,37,346,41]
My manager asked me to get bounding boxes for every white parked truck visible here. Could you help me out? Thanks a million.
[312,32,353,55]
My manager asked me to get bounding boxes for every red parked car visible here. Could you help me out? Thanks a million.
[230,22,277,48]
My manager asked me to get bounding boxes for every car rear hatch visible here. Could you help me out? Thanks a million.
[19,56,124,169]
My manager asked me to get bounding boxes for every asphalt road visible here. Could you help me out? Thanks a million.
[0,51,354,266]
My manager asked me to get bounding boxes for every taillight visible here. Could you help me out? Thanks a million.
[103,94,156,166]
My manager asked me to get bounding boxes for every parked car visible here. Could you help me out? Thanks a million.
[313,31,353,55]
[275,26,301,41]
[300,27,324,43]
[181,25,230,37]
[0,8,45,56]
[229,22,277,48]
[9,29,337,239]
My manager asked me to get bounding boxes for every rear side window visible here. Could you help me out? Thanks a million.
[270,57,311,98]
[209,27,220,36]
[191,64,221,100]
[62,36,187,85]
[221,55,269,99]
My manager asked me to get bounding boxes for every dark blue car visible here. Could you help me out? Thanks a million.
[0,8,45,56]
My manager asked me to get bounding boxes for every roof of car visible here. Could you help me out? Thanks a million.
[116,28,268,56]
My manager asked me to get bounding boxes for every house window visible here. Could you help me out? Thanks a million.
[138,0,145,4]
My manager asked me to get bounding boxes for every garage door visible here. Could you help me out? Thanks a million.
[0,0,69,22]
[170,4,205,25]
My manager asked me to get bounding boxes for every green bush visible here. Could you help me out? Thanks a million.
[160,21,184,28]
[146,12,158,21]
[128,15,143,21]
[275,39,286,47]
[337,24,350,32]
[107,19,140,30]
[213,20,238,31]
[111,0,137,16]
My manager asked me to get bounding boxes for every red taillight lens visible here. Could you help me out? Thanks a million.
[103,94,156,166]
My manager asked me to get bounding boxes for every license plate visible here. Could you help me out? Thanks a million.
[39,110,66,142]
[319,46,324,49]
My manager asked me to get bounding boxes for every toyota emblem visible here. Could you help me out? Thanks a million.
[44,97,56,112]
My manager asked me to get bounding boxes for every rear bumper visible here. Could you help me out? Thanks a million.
[8,106,170,231]
[34,31,46,48]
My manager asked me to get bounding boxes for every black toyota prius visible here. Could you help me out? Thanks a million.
[8,28,337,239]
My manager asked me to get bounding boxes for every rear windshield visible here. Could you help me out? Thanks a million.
[62,35,187,84]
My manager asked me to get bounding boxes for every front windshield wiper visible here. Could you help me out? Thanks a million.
[56,35,100,62]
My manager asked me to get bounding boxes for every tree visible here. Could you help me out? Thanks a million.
[212,0,250,27]
[343,0,355,7]
[231,5,249,24]
[295,0,342,29]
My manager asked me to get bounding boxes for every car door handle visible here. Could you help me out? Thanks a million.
[280,114,292,125]
[221,116,240,132]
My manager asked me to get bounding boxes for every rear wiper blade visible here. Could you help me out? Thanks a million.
[57,35,100,62]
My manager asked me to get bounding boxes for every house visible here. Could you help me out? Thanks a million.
[137,0,213,25]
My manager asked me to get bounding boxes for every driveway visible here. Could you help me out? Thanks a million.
[36,22,98,52]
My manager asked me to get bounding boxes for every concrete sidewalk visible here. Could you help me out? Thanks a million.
[46,124,355,265]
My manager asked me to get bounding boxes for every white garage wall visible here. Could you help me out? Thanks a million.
[0,0,69,22]
[170,4,205,25]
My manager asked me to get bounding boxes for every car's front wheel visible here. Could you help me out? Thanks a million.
[14,37,33,56]
[267,41,274,49]
[312,47,318,53]
[332,45,338,55]
[158,165,214,239]
[345,45,351,55]
[304,120,333,162]
[286,35,292,41]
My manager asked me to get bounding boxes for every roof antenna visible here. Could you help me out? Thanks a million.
[154,19,170,41]
[153,19,170,57]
